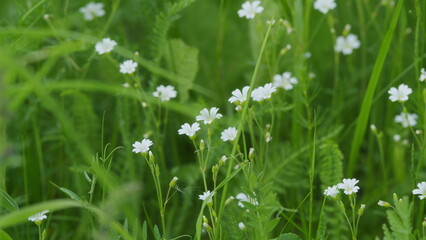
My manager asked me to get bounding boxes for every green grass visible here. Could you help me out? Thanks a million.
[1,0,426,239]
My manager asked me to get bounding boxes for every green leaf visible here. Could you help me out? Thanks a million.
[0,189,19,211]
[142,221,147,240]
[0,229,13,240]
[275,233,302,240]
[164,38,199,102]
[348,0,404,175]
[50,182,82,201]
[153,225,162,240]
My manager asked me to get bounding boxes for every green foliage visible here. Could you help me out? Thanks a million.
[379,196,413,240]
[275,233,302,240]
[319,140,343,188]
[164,38,199,102]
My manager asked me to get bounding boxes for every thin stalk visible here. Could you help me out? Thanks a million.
[213,17,274,240]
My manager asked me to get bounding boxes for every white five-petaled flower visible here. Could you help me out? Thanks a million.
[337,178,360,195]
[235,193,259,208]
[120,60,137,74]
[79,2,105,21]
[229,86,250,104]
[335,34,361,55]
[313,0,337,14]
[273,72,298,90]
[388,84,412,102]
[252,83,277,102]
[238,1,264,19]
[199,191,215,202]
[95,38,117,55]
[324,185,339,198]
[395,112,418,128]
[28,210,49,225]
[153,85,177,102]
[178,122,201,138]
[196,107,223,124]
[132,139,153,154]
[221,127,238,142]
[413,182,426,200]
[420,68,426,82]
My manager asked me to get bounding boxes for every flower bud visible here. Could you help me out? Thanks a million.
[358,204,366,216]
[219,155,227,165]
[200,140,205,151]
[249,148,255,161]
[225,196,235,205]
[378,200,391,208]
[203,215,209,224]
[169,176,178,188]
[149,151,154,165]
[203,222,212,232]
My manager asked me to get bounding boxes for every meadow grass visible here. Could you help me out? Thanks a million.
[1,0,426,239]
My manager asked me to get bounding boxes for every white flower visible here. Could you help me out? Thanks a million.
[132,139,153,154]
[238,1,264,19]
[388,84,412,102]
[235,193,259,208]
[238,222,246,230]
[120,60,137,74]
[313,0,336,14]
[199,191,215,202]
[324,185,339,197]
[337,178,360,195]
[273,72,298,90]
[28,210,49,225]
[229,86,250,104]
[252,83,277,102]
[95,38,117,55]
[79,2,105,21]
[420,68,426,82]
[395,112,418,128]
[153,85,177,102]
[335,34,361,55]
[178,122,200,138]
[393,134,401,142]
[221,127,238,142]
[413,182,426,200]
[196,107,223,124]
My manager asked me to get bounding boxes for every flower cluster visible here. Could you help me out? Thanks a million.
[324,178,360,197]
[252,83,277,102]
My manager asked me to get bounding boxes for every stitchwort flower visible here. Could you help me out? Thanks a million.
[199,191,215,203]
[120,60,137,74]
[132,139,153,154]
[395,112,418,128]
[388,84,412,102]
[221,127,238,142]
[235,193,259,208]
[420,68,426,82]
[252,83,277,102]
[335,34,361,55]
[28,210,49,225]
[273,72,298,90]
[79,2,105,21]
[95,38,117,55]
[229,86,250,104]
[196,107,223,124]
[337,178,360,195]
[178,122,200,138]
[413,182,426,200]
[153,85,177,102]
[313,0,336,14]
[238,1,264,19]
[324,185,339,198]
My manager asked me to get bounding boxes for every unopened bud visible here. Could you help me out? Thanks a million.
[169,176,178,188]
[358,204,366,216]
[249,148,255,161]
[219,155,227,165]
[378,200,391,208]
[203,215,209,224]
[225,196,235,205]
[203,222,212,232]
[155,164,160,177]
[200,140,205,151]
[149,151,154,165]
